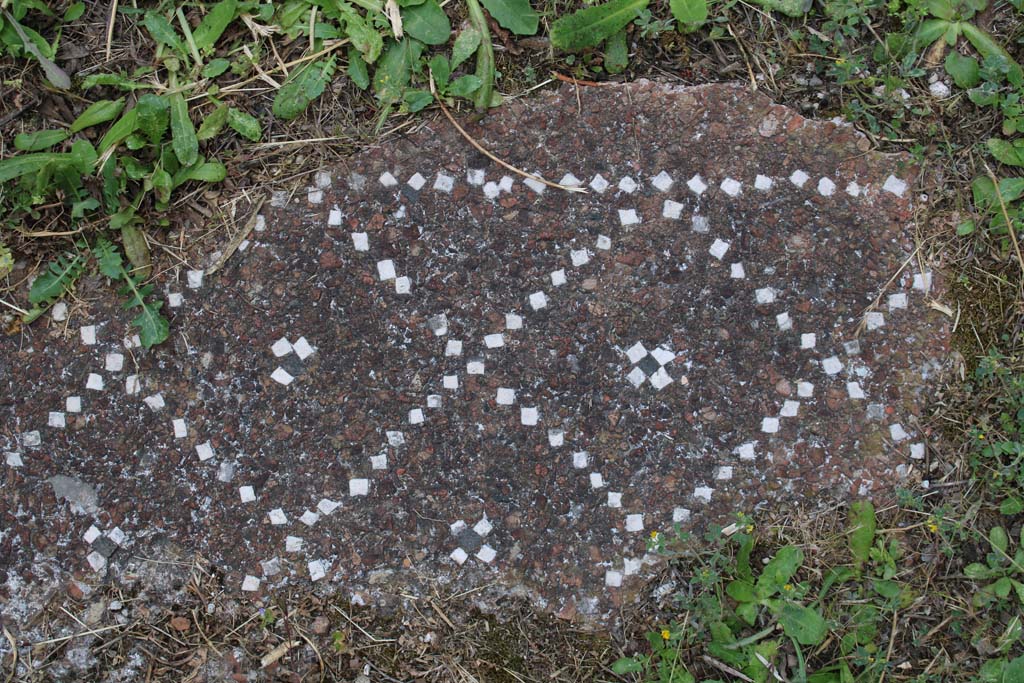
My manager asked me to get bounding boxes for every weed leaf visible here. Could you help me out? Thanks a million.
[136,94,171,145]
[402,0,451,45]
[228,108,262,141]
[604,29,629,74]
[273,57,337,120]
[374,39,421,105]
[197,104,230,140]
[945,51,980,88]
[193,0,238,53]
[772,601,828,645]
[848,500,876,567]
[28,252,85,305]
[93,237,124,279]
[669,0,707,29]
[98,108,139,154]
[70,98,126,133]
[142,11,183,53]
[348,47,371,89]
[988,138,1024,167]
[450,26,481,70]
[14,129,68,151]
[479,0,539,35]
[550,0,649,52]
[169,93,199,166]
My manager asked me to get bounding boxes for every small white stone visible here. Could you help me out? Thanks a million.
[271,367,294,385]
[196,441,215,461]
[87,551,107,572]
[434,173,455,193]
[910,443,925,459]
[888,293,908,310]
[105,353,124,372]
[84,525,101,544]
[467,169,485,186]
[559,173,582,188]
[652,171,674,192]
[715,466,733,480]
[22,431,40,447]
[797,382,814,398]
[505,313,523,330]
[883,175,908,197]
[846,182,863,197]
[377,259,396,281]
[48,411,65,428]
[589,174,609,193]
[709,239,730,260]
[449,520,467,535]
[268,508,287,525]
[817,177,836,196]
[300,510,320,526]
[523,176,545,194]
[387,431,405,447]
[847,382,866,399]
[66,396,82,413]
[790,170,810,187]
[80,325,97,345]
[467,359,485,375]
[107,527,126,546]
[483,181,500,199]
[51,301,68,321]
[371,454,387,470]
[241,575,261,592]
[308,560,327,582]
[285,536,303,552]
[755,174,774,191]
[890,424,909,442]
[687,175,708,195]
[605,570,623,587]
[476,545,497,563]
[755,287,776,304]
[865,311,885,330]
[498,176,514,193]
[352,232,369,251]
[409,408,424,425]
[573,451,589,469]
[144,393,165,410]
[780,400,800,417]
[673,507,691,523]
[548,429,564,447]
[168,293,183,308]
[293,337,315,360]
[318,498,341,515]
[86,373,104,391]
[731,263,746,279]
[618,176,638,193]
[651,347,675,365]
[801,333,816,349]
[450,548,469,565]
[691,215,709,233]
[6,452,23,467]
[913,271,932,292]
[693,486,714,503]
[608,492,623,508]
[125,375,140,395]
[626,367,646,387]
[445,340,463,356]
[590,472,605,489]
[307,189,323,204]
[596,235,612,251]
[187,269,204,289]
[350,478,370,496]
[570,249,591,267]
[625,514,644,532]
[379,171,398,187]
[172,418,187,439]
[272,338,294,357]
[762,417,780,433]
[407,172,426,191]
[735,442,756,461]
[327,208,343,226]
[626,342,648,363]
[618,209,640,226]
[239,486,256,503]
[443,375,459,390]
[549,269,567,287]
[662,200,684,220]
[315,170,332,188]
[254,214,267,230]
[777,312,792,331]
[473,517,493,536]
[650,367,673,390]
[529,291,547,310]
[720,177,742,196]
[520,407,539,426]
[822,357,843,375]
[481,333,503,349]
[496,388,516,405]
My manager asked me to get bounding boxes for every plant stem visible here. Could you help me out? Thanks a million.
[464,0,493,112]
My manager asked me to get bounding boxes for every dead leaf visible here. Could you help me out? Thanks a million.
[169,615,191,632]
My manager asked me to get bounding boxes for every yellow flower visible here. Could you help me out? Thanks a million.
[927,519,939,533]
[979,434,986,440]
[783,583,793,592]
[661,629,671,640]
[745,524,754,533]
[650,530,659,540]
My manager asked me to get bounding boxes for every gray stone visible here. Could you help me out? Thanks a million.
[48,475,99,514]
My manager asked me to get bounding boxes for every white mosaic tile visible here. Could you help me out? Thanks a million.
[307,189,323,204]
[652,171,674,192]
[327,208,343,227]
[379,171,398,187]
[409,408,424,424]
[434,173,455,193]
[473,517,493,536]
[293,337,315,360]
[450,547,469,565]
[780,400,800,417]
[286,535,303,552]
[662,200,684,220]
[626,342,648,363]
[300,510,320,526]
[800,333,816,349]
[889,423,909,442]
[883,175,908,197]
[687,174,708,195]
[548,429,564,447]
[708,238,731,261]
[596,235,612,250]
[692,215,709,233]
[187,269,204,289]
[144,393,165,410]
[650,367,673,390]
[754,174,774,191]
[559,173,582,188]
[506,313,523,330]
[651,347,675,365]
[521,407,539,426]
[467,169,485,186]
[377,259,396,281]
[467,359,485,375]
[720,177,742,196]
[87,552,106,572]
[798,381,814,398]
[83,526,101,544]
[443,374,459,390]
[241,575,261,592]
[590,472,604,489]
[865,311,885,330]
[86,373,104,391]
[445,339,463,356]
[607,492,622,508]
[822,357,843,375]
[48,412,65,428]
[105,353,124,372]
[550,269,567,286]
[817,177,836,196]
[673,507,691,523]
[618,176,638,193]
[731,263,746,279]
[196,441,215,461]
[386,431,405,447]
[271,337,292,357]
[888,292,908,310]
[755,287,776,304]
[589,174,609,193]
[407,172,426,190]
[268,508,288,525]
[80,325,96,345]
[352,232,369,251]
[350,478,370,496]
[107,527,126,546]
[22,431,40,447]
[913,271,932,292]
[625,514,644,532]
[371,454,387,470]
[239,486,256,503]
[496,388,516,405]
[790,170,810,187]
[477,545,497,563]
[523,175,546,194]
[735,442,756,461]
[66,396,82,413]
[51,301,68,321]
[910,443,925,459]
[618,209,640,226]
[605,570,623,587]
[693,486,714,503]
[847,382,866,399]
[845,181,863,197]
[271,367,294,386]
[308,560,327,581]
[125,375,140,395]
[167,293,183,308]
[172,418,187,439]
[776,312,792,331]
[483,181,500,199]
[529,291,548,310]
[484,333,505,349]
[318,498,341,515]
[498,176,514,193]
[762,417,780,433]
[570,249,591,267]
[626,367,646,387]
[715,466,733,480]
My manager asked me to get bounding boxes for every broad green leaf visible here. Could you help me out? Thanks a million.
[0,154,62,182]
[169,93,199,166]
[348,47,370,90]
[965,562,998,580]
[131,299,170,348]
[339,8,383,63]
[972,175,996,209]
[873,579,901,599]
[1005,655,1024,683]
[228,108,261,141]
[988,138,1024,167]
[402,0,451,45]
[93,237,124,280]
[604,29,629,74]
[450,26,481,70]
[479,0,539,35]
[272,57,337,120]
[926,0,955,19]
[0,243,13,279]
[136,94,170,145]
[429,54,451,89]
[757,546,803,592]
[945,51,980,88]
[373,39,420,105]
[14,129,68,151]
[848,500,876,567]
[64,2,86,21]
[98,109,139,155]
[69,98,125,133]
[403,89,433,112]
[150,167,173,204]
[120,221,152,279]
[142,11,183,53]
[202,58,231,78]
[193,0,238,53]
[944,20,961,46]
[550,0,649,52]
[990,526,1010,553]
[915,18,951,45]
[28,253,85,304]
[81,72,150,91]
[68,139,97,174]
[726,580,756,603]
[772,601,828,645]
[179,160,227,184]
[611,657,644,674]
[745,0,811,16]
[3,11,71,89]
[197,104,230,140]
[736,600,758,625]
[962,23,1022,82]
[448,74,482,97]
[1001,497,1024,515]
[670,0,707,29]
[957,220,976,235]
